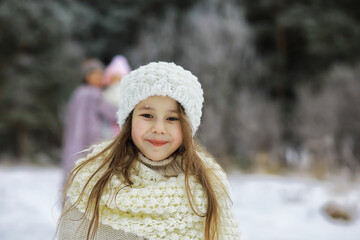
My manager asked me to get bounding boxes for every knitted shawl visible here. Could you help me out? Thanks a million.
[66,142,241,240]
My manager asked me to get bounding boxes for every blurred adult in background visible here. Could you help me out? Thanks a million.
[61,58,117,181]
[101,55,131,139]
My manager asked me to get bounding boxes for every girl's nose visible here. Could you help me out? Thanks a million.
[152,121,166,134]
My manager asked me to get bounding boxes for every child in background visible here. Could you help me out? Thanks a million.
[61,58,117,180]
[101,55,131,139]
[57,62,241,240]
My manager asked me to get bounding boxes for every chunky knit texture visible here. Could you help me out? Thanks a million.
[116,62,204,135]
[64,142,241,240]
[59,201,145,240]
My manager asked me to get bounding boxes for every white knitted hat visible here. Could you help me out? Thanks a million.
[116,62,204,135]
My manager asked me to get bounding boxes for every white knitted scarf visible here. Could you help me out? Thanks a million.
[67,143,240,240]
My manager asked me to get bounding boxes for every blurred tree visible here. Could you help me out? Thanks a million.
[295,63,360,173]
[241,0,360,86]
[0,0,83,158]
[60,0,198,62]
[240,0,360,142]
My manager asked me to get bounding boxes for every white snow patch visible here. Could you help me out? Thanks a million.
[0,166,62,240]
[229,174,360,240]
[0,166,359,240]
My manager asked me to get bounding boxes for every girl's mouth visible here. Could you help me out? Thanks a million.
[146,139,168,146]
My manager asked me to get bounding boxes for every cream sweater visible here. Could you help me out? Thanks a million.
[57,143,241,240]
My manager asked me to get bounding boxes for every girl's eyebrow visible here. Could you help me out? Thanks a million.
[137,105,179,113]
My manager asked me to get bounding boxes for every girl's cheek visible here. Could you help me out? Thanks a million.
[132,118,148,136]
[173,125,183,145]
[139,120,150,130]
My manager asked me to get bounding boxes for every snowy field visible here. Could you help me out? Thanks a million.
[0,165,359,240]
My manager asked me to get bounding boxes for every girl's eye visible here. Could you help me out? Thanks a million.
[167,117,179,121]
[141,114,153,119]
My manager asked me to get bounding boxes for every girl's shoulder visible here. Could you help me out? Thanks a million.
[74,141,112,166]
[197,151,237,197]
[69,141,113,186]
[196,151,229,185]
[196,151,224,172]
[67,141,113,206]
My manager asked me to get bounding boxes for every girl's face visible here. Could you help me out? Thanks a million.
[131,96,183,161]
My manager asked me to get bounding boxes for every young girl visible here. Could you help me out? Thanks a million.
[57,62,241,240]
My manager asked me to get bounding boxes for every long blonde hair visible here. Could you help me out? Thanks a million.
[60,104,229,240]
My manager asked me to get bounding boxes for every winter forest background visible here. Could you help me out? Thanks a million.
[1,0,360,239]
[2,0,360,176]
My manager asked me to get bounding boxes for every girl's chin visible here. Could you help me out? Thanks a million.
[143,153,171,162]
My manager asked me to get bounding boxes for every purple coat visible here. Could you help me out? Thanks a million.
[61,85,117,177]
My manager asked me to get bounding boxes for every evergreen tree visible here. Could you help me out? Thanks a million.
[61,0,198,62]
[240,0,360,142]
[0,0,82,158]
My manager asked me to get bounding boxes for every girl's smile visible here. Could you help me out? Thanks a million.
[146,139,169,146]
[131,96,183,161]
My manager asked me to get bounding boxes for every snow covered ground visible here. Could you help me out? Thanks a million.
[229,173,360,240]
[0,165,359,240]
